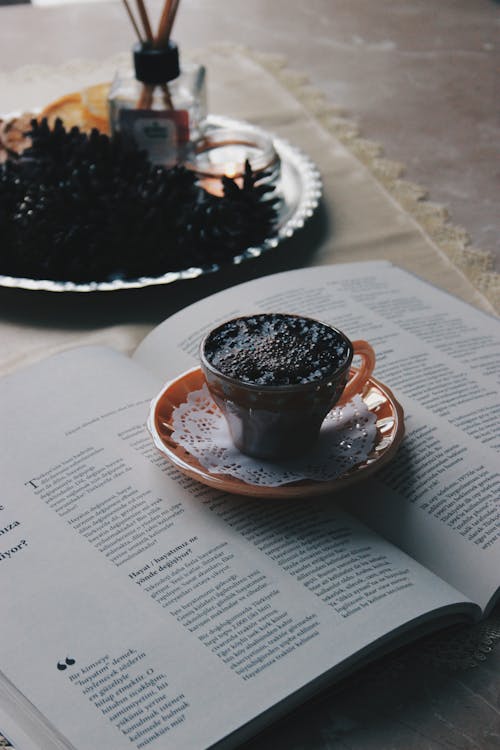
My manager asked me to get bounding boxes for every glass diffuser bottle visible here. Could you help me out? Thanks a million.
[108,41,206,166]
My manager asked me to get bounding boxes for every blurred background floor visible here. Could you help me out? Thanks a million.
[0,0,499,270]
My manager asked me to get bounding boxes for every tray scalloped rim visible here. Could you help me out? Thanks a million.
[0,114,322,293]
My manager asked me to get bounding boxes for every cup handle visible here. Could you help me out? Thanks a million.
[338,340,376,405]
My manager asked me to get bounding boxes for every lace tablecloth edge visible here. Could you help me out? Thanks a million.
[232,43,499,315]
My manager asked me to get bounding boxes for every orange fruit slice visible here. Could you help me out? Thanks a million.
[39,92,86,130]
[39,88,110,135]
[81,82,111,122]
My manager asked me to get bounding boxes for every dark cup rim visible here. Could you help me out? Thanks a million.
[199,314,354,393]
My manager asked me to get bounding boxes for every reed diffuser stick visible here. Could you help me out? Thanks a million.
[161,83,174,109]
[164,0,180,44]
[135,0,154,42]
[156,0,180,47]
[155,0,175,47]
[121,0,144,43]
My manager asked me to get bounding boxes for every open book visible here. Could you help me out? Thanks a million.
[1,260,498,750]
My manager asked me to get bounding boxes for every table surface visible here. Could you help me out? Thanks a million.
[1,1,499,749]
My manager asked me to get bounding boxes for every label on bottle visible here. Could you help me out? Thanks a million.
[119,109,189,166]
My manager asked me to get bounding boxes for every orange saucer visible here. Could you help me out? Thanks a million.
[147,366,405,498]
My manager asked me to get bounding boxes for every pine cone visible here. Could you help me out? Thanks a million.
[0,121,278,283]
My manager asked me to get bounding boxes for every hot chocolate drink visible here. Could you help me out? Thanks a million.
[203,313,351,386]
[200,313,374,460]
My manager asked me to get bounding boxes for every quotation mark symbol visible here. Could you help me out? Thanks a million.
[57,657,76,671]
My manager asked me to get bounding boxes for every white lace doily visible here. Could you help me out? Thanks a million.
[172,385,377,486]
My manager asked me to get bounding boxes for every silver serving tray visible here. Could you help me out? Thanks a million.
[0,115,322,292]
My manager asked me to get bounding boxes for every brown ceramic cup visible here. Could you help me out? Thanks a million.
[200,314,375,460]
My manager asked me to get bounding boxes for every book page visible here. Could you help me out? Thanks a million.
[0,346,474,750]
[134,261,500,610]
[0,701,44,750]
